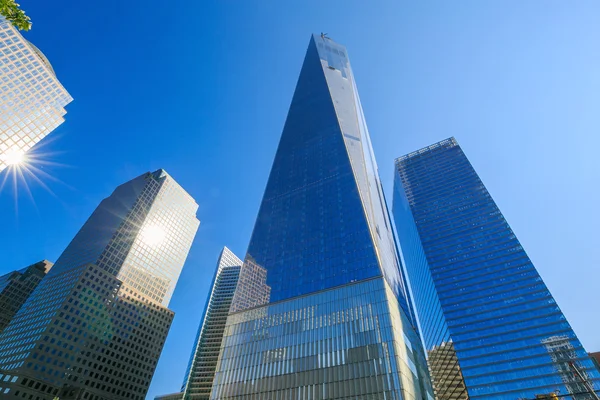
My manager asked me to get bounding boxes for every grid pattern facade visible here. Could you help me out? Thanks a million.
[0,261,52,334]
[0,170,199,399]
[110,170,200,305]
[427,341,467,400]
[179,247,242,400]
[54,170,199,306]
[217,34,433,400]
[0,16,72,171]
[0,263,174,400]
[392,137,600,399]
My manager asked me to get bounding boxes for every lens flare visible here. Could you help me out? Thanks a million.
[0,134,74,211]
[2,148,25,167]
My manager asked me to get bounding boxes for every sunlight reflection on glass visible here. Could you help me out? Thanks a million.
[140,225,166,246]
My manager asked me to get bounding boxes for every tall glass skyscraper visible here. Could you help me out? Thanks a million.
[392,137,600,400]
[0,170,199,400]
[156,247,242,400]
[0,16,72,171]
[210,34,433,400]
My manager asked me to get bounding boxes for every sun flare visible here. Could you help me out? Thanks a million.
[2,148,26,167]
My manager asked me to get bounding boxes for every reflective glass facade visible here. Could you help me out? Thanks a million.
[393,138,600,400]
[179,247,242,400]
[0,170,199,400]
[53,169,199,306]
[0,16,72,171]
[215,278,430,400]
[213,34,433,400]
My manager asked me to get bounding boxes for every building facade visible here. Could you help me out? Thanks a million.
[210,34,434,400]
[392,137,600,400]
[154,393,183,400]
[0,260,53,333]
[0,16,72,171]
[0,169,199,400]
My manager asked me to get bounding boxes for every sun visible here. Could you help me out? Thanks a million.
[2,148,26,167]
[0,139,71,204]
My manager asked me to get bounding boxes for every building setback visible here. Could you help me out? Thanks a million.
[590,353,600,373]
[210,34,434,400]
[0,260,53,333]
[392,137,600,399]
[0,16,72,171]
[0,169,199,400]
[155,247,242,400]
[154,393,184,400]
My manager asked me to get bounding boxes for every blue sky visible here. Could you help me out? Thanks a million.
[1,1,599,398]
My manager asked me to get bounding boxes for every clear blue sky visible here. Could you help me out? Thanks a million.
[1,1,599,398]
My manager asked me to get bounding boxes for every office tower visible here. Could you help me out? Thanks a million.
[0,260,52,333]
[0,169,199,400]
[156,247,242,400]
[0,16,72,172]
[210,34,434,400]
[393,137,600,400]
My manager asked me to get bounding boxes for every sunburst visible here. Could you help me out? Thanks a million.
[0,137,74,211]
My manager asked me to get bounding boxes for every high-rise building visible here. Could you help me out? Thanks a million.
[392,137,600,399]
[181,247,241,400]
[0,16,72,172]
[0,169,199,400]
[156,247,242,400]
[210,34,434,400]
[0,260,53,333]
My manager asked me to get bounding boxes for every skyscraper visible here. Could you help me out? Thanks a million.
[0,260,52,333]
[0,169,199,400]
[210,34,434,400]
[156,247,242,400]
[392,137,600,400]
[0,16,72,171]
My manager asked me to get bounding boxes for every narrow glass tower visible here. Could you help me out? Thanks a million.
[393,137,600,400]
[210,34,434,400]
[181,247,242,400]
[0,170,199,400]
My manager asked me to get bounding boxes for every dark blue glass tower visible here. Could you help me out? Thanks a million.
[393,137,600,400]
[210,34,434,400]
